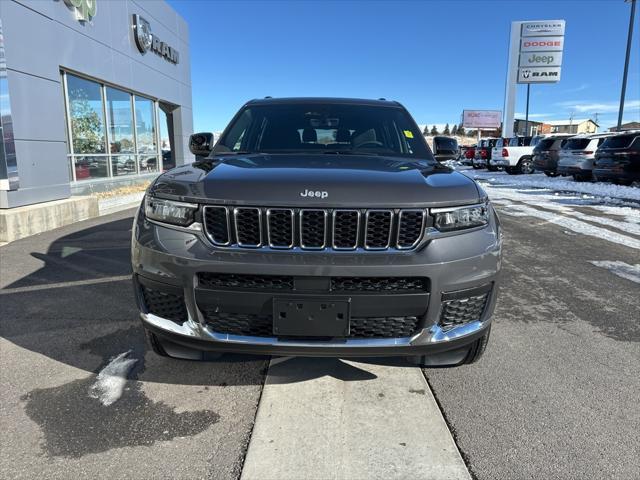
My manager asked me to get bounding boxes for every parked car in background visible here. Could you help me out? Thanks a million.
[557,133,617,182]
[593,131,640,186]
[490,136,538,175]
[461,145,476,165]
[472,138,499,170]
[532,134,574,177]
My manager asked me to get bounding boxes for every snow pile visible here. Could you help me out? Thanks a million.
[589,261,640,284]
[89,351,138,406]
[462,170,640,202]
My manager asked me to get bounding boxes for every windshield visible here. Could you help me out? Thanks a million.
[536,138,558,150]
[214,103,433,159]
[510,137,532,146]
[600,134,638,149]
[562,138,591,150]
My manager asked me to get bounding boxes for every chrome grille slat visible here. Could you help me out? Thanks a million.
[202,206,427,251]
[266,208,295,248]
[364,210,393,250]
[299,209,327,250]
[396,209,426,250]
[332,210,360,250]
[234,207,262,247]
[203,206,231,246]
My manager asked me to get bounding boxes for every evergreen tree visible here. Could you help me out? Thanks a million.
[423,125,429,136]
[430,125,439,136]
[451,124,458,136]
[443,123,450,135]
[457,124,465,137]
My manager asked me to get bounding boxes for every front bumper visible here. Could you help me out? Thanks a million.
[132,207,502,357]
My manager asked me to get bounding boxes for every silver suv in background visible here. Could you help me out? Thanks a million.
[557,133,617,182]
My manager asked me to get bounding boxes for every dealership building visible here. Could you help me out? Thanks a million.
[0,0,193,212]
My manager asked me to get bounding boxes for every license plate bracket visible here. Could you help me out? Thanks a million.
[273,298,351,337]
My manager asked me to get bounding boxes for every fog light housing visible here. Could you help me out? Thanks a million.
[439,284,491,330]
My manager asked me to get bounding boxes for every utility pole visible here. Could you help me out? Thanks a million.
[618,0,636,131]
[524,84,531,136]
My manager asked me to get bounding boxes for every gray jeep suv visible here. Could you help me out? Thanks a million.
[132,98,502,367]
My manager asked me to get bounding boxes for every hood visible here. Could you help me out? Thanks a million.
[150,154,482,208]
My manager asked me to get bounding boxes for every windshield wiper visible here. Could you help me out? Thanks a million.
[322,150,379,156]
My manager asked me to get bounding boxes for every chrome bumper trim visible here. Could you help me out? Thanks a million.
[141,312,487,348]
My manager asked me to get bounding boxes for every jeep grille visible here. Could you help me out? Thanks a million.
[202,206,426,251]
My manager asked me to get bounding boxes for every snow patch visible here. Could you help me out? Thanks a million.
[498,203,640,250]
[462,170,640,203]
[89,351,138,406]
[589,261,640,284]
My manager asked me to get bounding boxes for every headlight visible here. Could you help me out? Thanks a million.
[432,203,489,232]
[144,196,198,226]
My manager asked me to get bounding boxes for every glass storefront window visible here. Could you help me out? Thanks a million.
[135,96,157,155]
[139,154,159,173]
[111,155,137,176]
[73,156,109,180]
[63,72,168,182]
[106,87,135,155]
[158,107,174,171]
[67,74,106,154]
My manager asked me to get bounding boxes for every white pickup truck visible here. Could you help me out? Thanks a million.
[489,135,545,175]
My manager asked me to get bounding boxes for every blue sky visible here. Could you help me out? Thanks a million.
[169,0,640,132]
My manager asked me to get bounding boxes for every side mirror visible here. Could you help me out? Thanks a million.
[189,132,215,158]
[432,136,459,161]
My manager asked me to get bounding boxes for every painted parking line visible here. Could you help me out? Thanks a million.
[241,357,471,480]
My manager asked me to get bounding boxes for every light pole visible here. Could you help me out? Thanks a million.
[617,0,636,131]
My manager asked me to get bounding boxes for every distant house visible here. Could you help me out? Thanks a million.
[513,119,544,136]
[540,119,599,134]
[608,121,640,132]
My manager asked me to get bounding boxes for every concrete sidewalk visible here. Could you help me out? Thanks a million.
[241,357,470,480]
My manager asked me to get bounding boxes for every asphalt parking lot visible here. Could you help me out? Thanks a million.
[1,177,639,479]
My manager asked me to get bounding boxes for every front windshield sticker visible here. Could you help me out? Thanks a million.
[403,130,414,138]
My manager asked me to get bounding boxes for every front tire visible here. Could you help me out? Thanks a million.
[487,164,499,172]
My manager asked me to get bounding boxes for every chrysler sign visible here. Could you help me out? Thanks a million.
[521,22,565,37]
[133,14,179,64]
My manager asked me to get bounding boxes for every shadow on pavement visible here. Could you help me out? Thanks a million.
[0,215,268,388]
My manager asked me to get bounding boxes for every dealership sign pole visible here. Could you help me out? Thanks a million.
[502,20,565,137]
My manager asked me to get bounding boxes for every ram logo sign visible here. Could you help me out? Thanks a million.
[132,14,179,64]
[518,67,562,84]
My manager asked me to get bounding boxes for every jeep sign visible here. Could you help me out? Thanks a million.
[519,51,563,67]
[518,67,562,83]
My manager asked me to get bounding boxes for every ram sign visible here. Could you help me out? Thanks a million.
[462,110,502,129]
